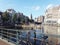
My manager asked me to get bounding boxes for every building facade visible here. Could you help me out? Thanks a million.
[44,5,60,45]
[6,9,16,15]
[44,5,60,24]
[35,16,44,23]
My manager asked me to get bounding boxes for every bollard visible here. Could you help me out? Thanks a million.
[34,31,36,45]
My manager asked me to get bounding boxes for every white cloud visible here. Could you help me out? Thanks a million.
[46,4,54,9]
[32,6,40,11]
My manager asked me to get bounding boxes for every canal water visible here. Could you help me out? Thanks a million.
[44,25,60,45]
[18,26,60,45]
[18,28,48,45]
[0,25,60,45]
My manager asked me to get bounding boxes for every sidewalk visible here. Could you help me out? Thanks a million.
[0,40,10,45]
[0,38,15,45]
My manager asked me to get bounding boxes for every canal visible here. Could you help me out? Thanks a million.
[0,25,60,45]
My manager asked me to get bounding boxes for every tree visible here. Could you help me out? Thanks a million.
[18,16,25,24]
[2,11,10,24]
[31,14,32,20]
[2,11,9,21]
[17,17,21,23]
[13,13,17,23]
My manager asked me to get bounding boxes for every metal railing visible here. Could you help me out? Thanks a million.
[0,28,59,45]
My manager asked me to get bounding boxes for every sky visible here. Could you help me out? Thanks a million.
[0,0,60,18]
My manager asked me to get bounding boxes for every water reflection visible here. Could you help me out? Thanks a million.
[19,28,48,45]
[44,25,60,45]
[1,25,60,45]
[19,25,60,45]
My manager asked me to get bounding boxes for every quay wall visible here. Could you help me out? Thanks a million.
[22,24,42,30]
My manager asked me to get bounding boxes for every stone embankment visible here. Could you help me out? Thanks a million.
[22,24,42,30]
[15,23,42,30]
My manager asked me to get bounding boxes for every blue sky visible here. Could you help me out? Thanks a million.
[0,0,60,18]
